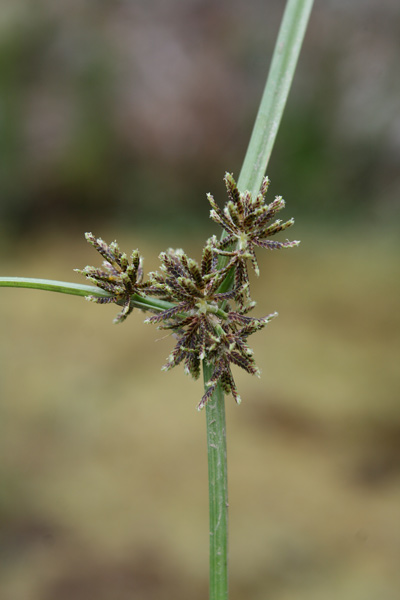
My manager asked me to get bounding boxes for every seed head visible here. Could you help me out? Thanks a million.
[75,233,150,323]
[209,173,299,285]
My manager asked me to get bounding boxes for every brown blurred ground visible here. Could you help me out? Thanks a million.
[0,228,399,600]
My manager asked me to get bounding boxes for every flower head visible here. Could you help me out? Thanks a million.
[76,233,149,323]
[145,244,277,409]
[208,173,300,280]
[199,310,277,410]
[75,171,299,409]
[145,245,241,378]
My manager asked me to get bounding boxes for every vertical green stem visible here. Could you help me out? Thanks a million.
[204,361,228,600]
[203,2,314,599]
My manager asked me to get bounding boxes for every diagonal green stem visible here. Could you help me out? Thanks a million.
[203,2,314,599]
[0,277,232,322]
[238,0,314,196]
[0,277,174,314]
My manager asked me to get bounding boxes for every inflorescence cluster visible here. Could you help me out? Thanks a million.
[77,173,299,409]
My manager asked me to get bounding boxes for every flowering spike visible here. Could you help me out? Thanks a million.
[201,244,213,277]
[260,176,270,198]
[77,234,149,323]
[224,172,240,205]
[77,171,299,409]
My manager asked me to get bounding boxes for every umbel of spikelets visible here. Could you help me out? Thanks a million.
[76,173,299,408]
[208,173,299,301]
[75,233,150,323]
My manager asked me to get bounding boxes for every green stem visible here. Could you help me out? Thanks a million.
[0,277,231,323]
[0,277,111,297]
[0,277,174,314]
[204,360,228,600]
[238,0,314,196]
[203,2,314,599]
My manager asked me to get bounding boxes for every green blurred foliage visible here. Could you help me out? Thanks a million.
[0,1,399,237]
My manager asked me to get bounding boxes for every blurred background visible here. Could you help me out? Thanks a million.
[0,1,399,599]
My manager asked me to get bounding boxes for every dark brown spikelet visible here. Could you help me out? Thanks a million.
[224,172,241,205]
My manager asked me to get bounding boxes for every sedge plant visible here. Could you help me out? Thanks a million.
[0,1,314,598]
